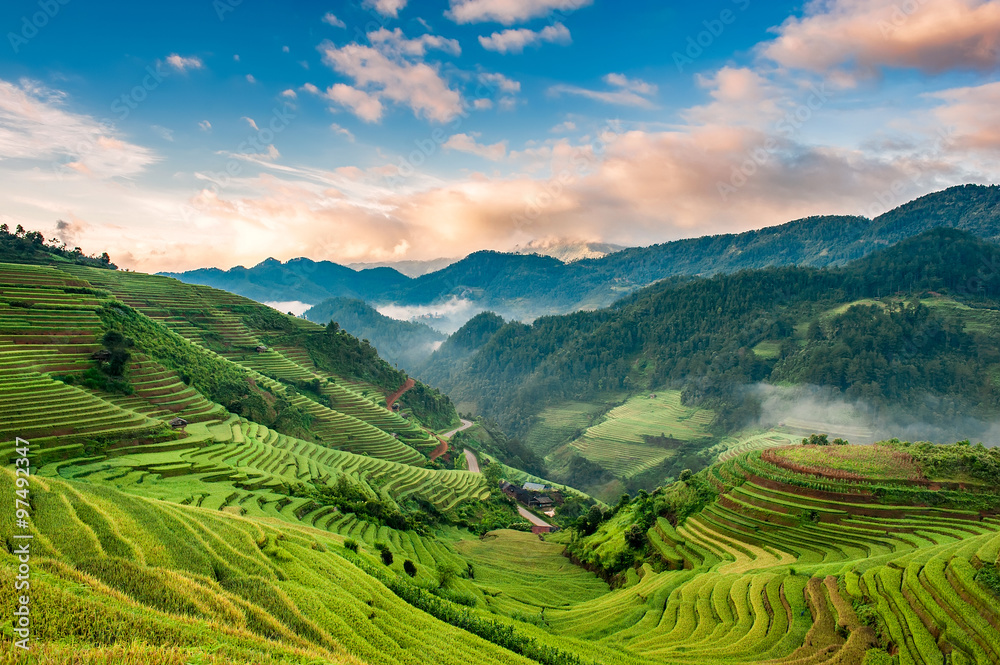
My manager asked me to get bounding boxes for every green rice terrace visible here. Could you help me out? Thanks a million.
[4,259,1000,664]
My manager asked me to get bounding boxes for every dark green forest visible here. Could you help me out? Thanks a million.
[422,228,1000,445]
[303,297,445,372]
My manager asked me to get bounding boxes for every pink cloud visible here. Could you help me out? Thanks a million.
[762,0,1000,78]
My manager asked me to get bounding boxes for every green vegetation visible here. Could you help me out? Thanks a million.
[0,223,116,268]
[303,297,446,372]
[425,227,1000,495]
[8,209,1000,665]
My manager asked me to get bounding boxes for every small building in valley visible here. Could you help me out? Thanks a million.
[169,417,188,429]
[255,345,268,353]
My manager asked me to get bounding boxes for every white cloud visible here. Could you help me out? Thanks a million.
[301,82,321,95]
[603,73,656,96]
[165,54,204,73]
[367,27,461,57]
[478,71,521,94]
[331,123,356,141]
[479,23,571,54]
[322,12,347,28]
[241,116,259,130]
[233,54,240,62]
[929,80,1000,151]
[280,89,297,99]
[551,120,576,132]
[246,74,257,84]
[447,0,592,25]
[151,125,174,142]
[327,84,386,123]
[198,120,212,132]
[318,34,463,123]
[0,78,157,179]
[363,0,408,18]
[282,45,290,53]
[549,73,658,108]
[474,98,494,110]
[443,133,508,160]
[761,0,1000,80]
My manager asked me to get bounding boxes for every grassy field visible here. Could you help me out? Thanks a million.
[523,400,617,458]
[555,391,715,479]
[455,530,609,618]
[774,443,924,480]
[5,260,1000,665]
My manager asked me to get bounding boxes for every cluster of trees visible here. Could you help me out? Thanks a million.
[568,472,719,577]
[0,223,115,268]
[302,297,445,372]
[428,229,1000,463]
[238,308,458,430]
[99,303,315,439]
[61,330,135,395]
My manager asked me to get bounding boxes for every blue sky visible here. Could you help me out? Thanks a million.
[0,0,998,271]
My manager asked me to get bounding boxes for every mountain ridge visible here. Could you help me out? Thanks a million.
[161,185,1000,329]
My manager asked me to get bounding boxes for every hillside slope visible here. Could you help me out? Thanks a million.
[303,297,446,372]
[421,229,1000,497]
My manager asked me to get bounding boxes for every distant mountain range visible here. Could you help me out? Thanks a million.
[162,185,1000,334]
[346,257,459,278]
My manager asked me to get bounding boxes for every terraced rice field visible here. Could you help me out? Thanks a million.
[0,467,534,665]
[566,391,715,478]
[0,260,487,536]
[526,447,1000,664]
[717,429,802,463]
[523,400,616,457]
[455,531,609,617]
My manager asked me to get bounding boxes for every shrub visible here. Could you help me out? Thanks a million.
[435,588,477,607]
[436,563,458,589]
[624,524,646,549]
[862,648,893,665]
[380,549,394,566]
[403,559,417,577]
[344,539,359,553]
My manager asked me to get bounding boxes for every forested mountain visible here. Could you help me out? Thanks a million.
[163,185,1000,329]
[304,297,446,371]
[419,228,1000,492]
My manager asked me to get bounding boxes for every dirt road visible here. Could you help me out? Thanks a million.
[517,505,553,528]
[464,448,480,473]
[443,419,473,439]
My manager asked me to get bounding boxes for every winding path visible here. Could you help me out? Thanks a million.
[463,448,480,473]
[429,419,474,462]
[384,377,416,412]
[443,418,473,439]
[457,435,552,528]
